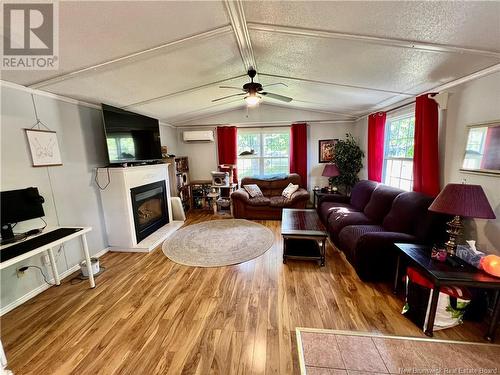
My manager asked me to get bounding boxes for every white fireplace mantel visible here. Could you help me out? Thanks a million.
[97,164,183,252]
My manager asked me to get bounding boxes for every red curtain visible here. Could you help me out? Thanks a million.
[367,112,386,182]
[217,126,238,183]
[413,94,440,197]
[290,123,308,188]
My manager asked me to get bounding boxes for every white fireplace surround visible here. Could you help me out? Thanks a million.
[97,164,184,252]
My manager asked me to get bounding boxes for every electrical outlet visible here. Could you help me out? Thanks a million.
[16,268,25,278]
[42,254,50,265]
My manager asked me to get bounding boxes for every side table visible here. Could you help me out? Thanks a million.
[312,189,344,209]
[393,243,500,342]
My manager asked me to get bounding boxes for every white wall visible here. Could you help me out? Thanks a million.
[159,123,178,155]
[176,126,218,181]
[442,72,500,254]
[0,84,109,311]
[353,116,368,180]
[353,72,500,254]
[308,122,353,191]
[176,105,356,185]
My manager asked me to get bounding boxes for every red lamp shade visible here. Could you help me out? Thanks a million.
[322,164,340,178]
[480,255,500,278]
[428,183,496,219]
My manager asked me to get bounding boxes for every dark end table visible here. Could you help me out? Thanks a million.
[393,243,500,342]
[281,209,328,266]
[312,189,345,209]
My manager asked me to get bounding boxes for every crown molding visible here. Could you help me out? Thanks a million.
[355,63,500,120]
[175,118,355,129]
[248,22,500,59]
[0,80,101,110]
[171,102,356,127]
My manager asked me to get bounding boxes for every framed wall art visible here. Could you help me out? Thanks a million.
[25,129,63,167]
[318,139,338,163]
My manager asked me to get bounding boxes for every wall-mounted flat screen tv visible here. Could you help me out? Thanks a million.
[102,104,162,164]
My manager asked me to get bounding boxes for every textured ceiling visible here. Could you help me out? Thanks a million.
[1,0,499,125]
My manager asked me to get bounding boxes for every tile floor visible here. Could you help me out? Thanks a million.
[297,328,500,375]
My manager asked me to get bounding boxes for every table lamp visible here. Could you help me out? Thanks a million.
[428,183,496,256]
[322,164,340,192]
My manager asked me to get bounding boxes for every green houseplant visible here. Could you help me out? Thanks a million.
[331,133,364,195]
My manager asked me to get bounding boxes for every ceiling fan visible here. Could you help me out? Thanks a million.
[212,68,293,106]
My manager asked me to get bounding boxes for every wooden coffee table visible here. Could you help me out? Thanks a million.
[281,208,328,266]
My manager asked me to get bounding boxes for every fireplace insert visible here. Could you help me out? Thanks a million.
[130,181,169,243]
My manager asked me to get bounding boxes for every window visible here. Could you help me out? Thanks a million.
[237,128,290,179]
[383,114,415,191]
[462,127,487,170]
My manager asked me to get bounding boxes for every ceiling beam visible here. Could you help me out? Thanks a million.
[248,22,500,59]
[224,0,256,70]
[259,72,414,97]
[28,25,233,89]
[165,99,244,124]
[123,74,247,108]
[356,63,500,119]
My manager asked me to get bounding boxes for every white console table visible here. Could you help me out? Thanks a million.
[0,227,95,289]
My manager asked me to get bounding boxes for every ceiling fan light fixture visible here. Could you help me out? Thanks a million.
[244,94,261,106]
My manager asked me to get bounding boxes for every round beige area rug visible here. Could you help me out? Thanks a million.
[162,219,274,267]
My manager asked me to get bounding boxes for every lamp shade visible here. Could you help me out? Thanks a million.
[428,183,496,219]
[322,164,340,178]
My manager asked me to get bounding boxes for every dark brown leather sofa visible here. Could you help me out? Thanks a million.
[232,174,310,220]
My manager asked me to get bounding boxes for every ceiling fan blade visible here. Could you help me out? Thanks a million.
[219,85,245,91]
[261,92,293,103]
[212,93,246,102]
[262,82,288,88]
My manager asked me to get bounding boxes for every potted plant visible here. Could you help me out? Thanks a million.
[331,133,364,195]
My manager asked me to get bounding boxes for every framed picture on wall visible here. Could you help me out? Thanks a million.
[25,129,63,167]
[318,139,338,163]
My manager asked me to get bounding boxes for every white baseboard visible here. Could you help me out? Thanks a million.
[0,248,110,316]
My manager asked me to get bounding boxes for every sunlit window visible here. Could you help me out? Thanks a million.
[237,128,290,179]
[383,114,415,191]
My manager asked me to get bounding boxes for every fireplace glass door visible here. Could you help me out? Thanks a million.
[131,181,169,243]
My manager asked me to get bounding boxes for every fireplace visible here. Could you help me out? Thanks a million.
[131,181,169,243]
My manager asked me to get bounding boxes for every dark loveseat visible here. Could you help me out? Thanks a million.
[318,180,440,281]
[232,174,310,220]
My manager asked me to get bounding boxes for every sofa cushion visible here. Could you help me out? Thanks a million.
[363,185,404,222]
[282,183,299,199]
[241,174,301,197]
[338,225,386,260]
[318,202,354,224]
[243,184,263,198]
[350,180,378,211]
[269,196,289,207]
[383,191,434,234]
[327,210,373,243]
[247,196,270,206]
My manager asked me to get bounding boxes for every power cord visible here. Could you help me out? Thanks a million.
[95,167,111,190]
[18,265,54,285]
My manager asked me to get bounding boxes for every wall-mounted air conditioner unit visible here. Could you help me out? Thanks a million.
[183,130,214,142]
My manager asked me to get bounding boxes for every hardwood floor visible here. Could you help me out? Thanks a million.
[0,211,493,374]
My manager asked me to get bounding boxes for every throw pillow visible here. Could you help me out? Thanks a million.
[243,184,263,198]
[282,183,299,199]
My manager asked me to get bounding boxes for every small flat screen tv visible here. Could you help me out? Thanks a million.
[102,104,162,164]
